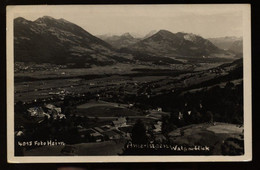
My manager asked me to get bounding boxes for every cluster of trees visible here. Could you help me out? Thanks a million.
[109,78,243,128]
[14,94,101,156]
[131,119,148,144]
[161,107,214,136]
[122,119,213,155]
[149,81,243,124]
[16,113,94,145]
[158,82,243,136]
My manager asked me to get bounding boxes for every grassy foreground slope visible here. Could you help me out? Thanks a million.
[168,122,243,155]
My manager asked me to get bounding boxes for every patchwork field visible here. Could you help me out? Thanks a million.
[77,100,128,109]
[14,63,194,79]
[76,100,140,117]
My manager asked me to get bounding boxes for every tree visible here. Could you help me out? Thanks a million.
[169,112,179,126]
[131,119,148,144]
[15,101,26,114]
[205,111,213,123]
[191,111,202,124]
[180,129,185,136]
[225,82,235,89]
[162,115,177,136]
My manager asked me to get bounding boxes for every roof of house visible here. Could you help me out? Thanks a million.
[91,132,103,137]
[100,125,111,131]
[87,129,103,137]
[45,104,56,110]
[54,108,62,113]
[27,107,45,116]
[112,117,127,125]
[154,124,161,129]
[93,127,104,133]
[16,131,24,137]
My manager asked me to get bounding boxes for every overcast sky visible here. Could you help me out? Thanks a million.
[11,5,245,38]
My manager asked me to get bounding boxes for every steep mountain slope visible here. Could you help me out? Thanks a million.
[143,30,158,39]
[208,36,242,50]
[228,40,243,54]
[98,33,141,49]
[128,30,223,58]
[14,16,130,66]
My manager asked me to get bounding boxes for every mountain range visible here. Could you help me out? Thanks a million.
[208,36,243,54]
[142,30,158,39]
[14,16,132,67]
[228,40,243,54]
[97,33,141,49]
[14,16,241,66]
[127,30,224,58]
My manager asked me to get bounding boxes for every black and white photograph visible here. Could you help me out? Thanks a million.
[6,4,252,163]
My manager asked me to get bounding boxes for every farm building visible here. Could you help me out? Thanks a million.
[178,112,183,120]
[86,129,104,142]
[112,117,127,127]
[43,104,65,119]
[100,125,112,131]
[157,107,162,112]
[27,107,49,118]
[45,104,62,114]
[93,127,104,133]
[15,130,24,137]
[153,121,162,133]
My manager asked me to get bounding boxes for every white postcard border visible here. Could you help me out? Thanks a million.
[6,4,252,163]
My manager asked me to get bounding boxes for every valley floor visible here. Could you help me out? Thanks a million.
[14,59,244,156]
